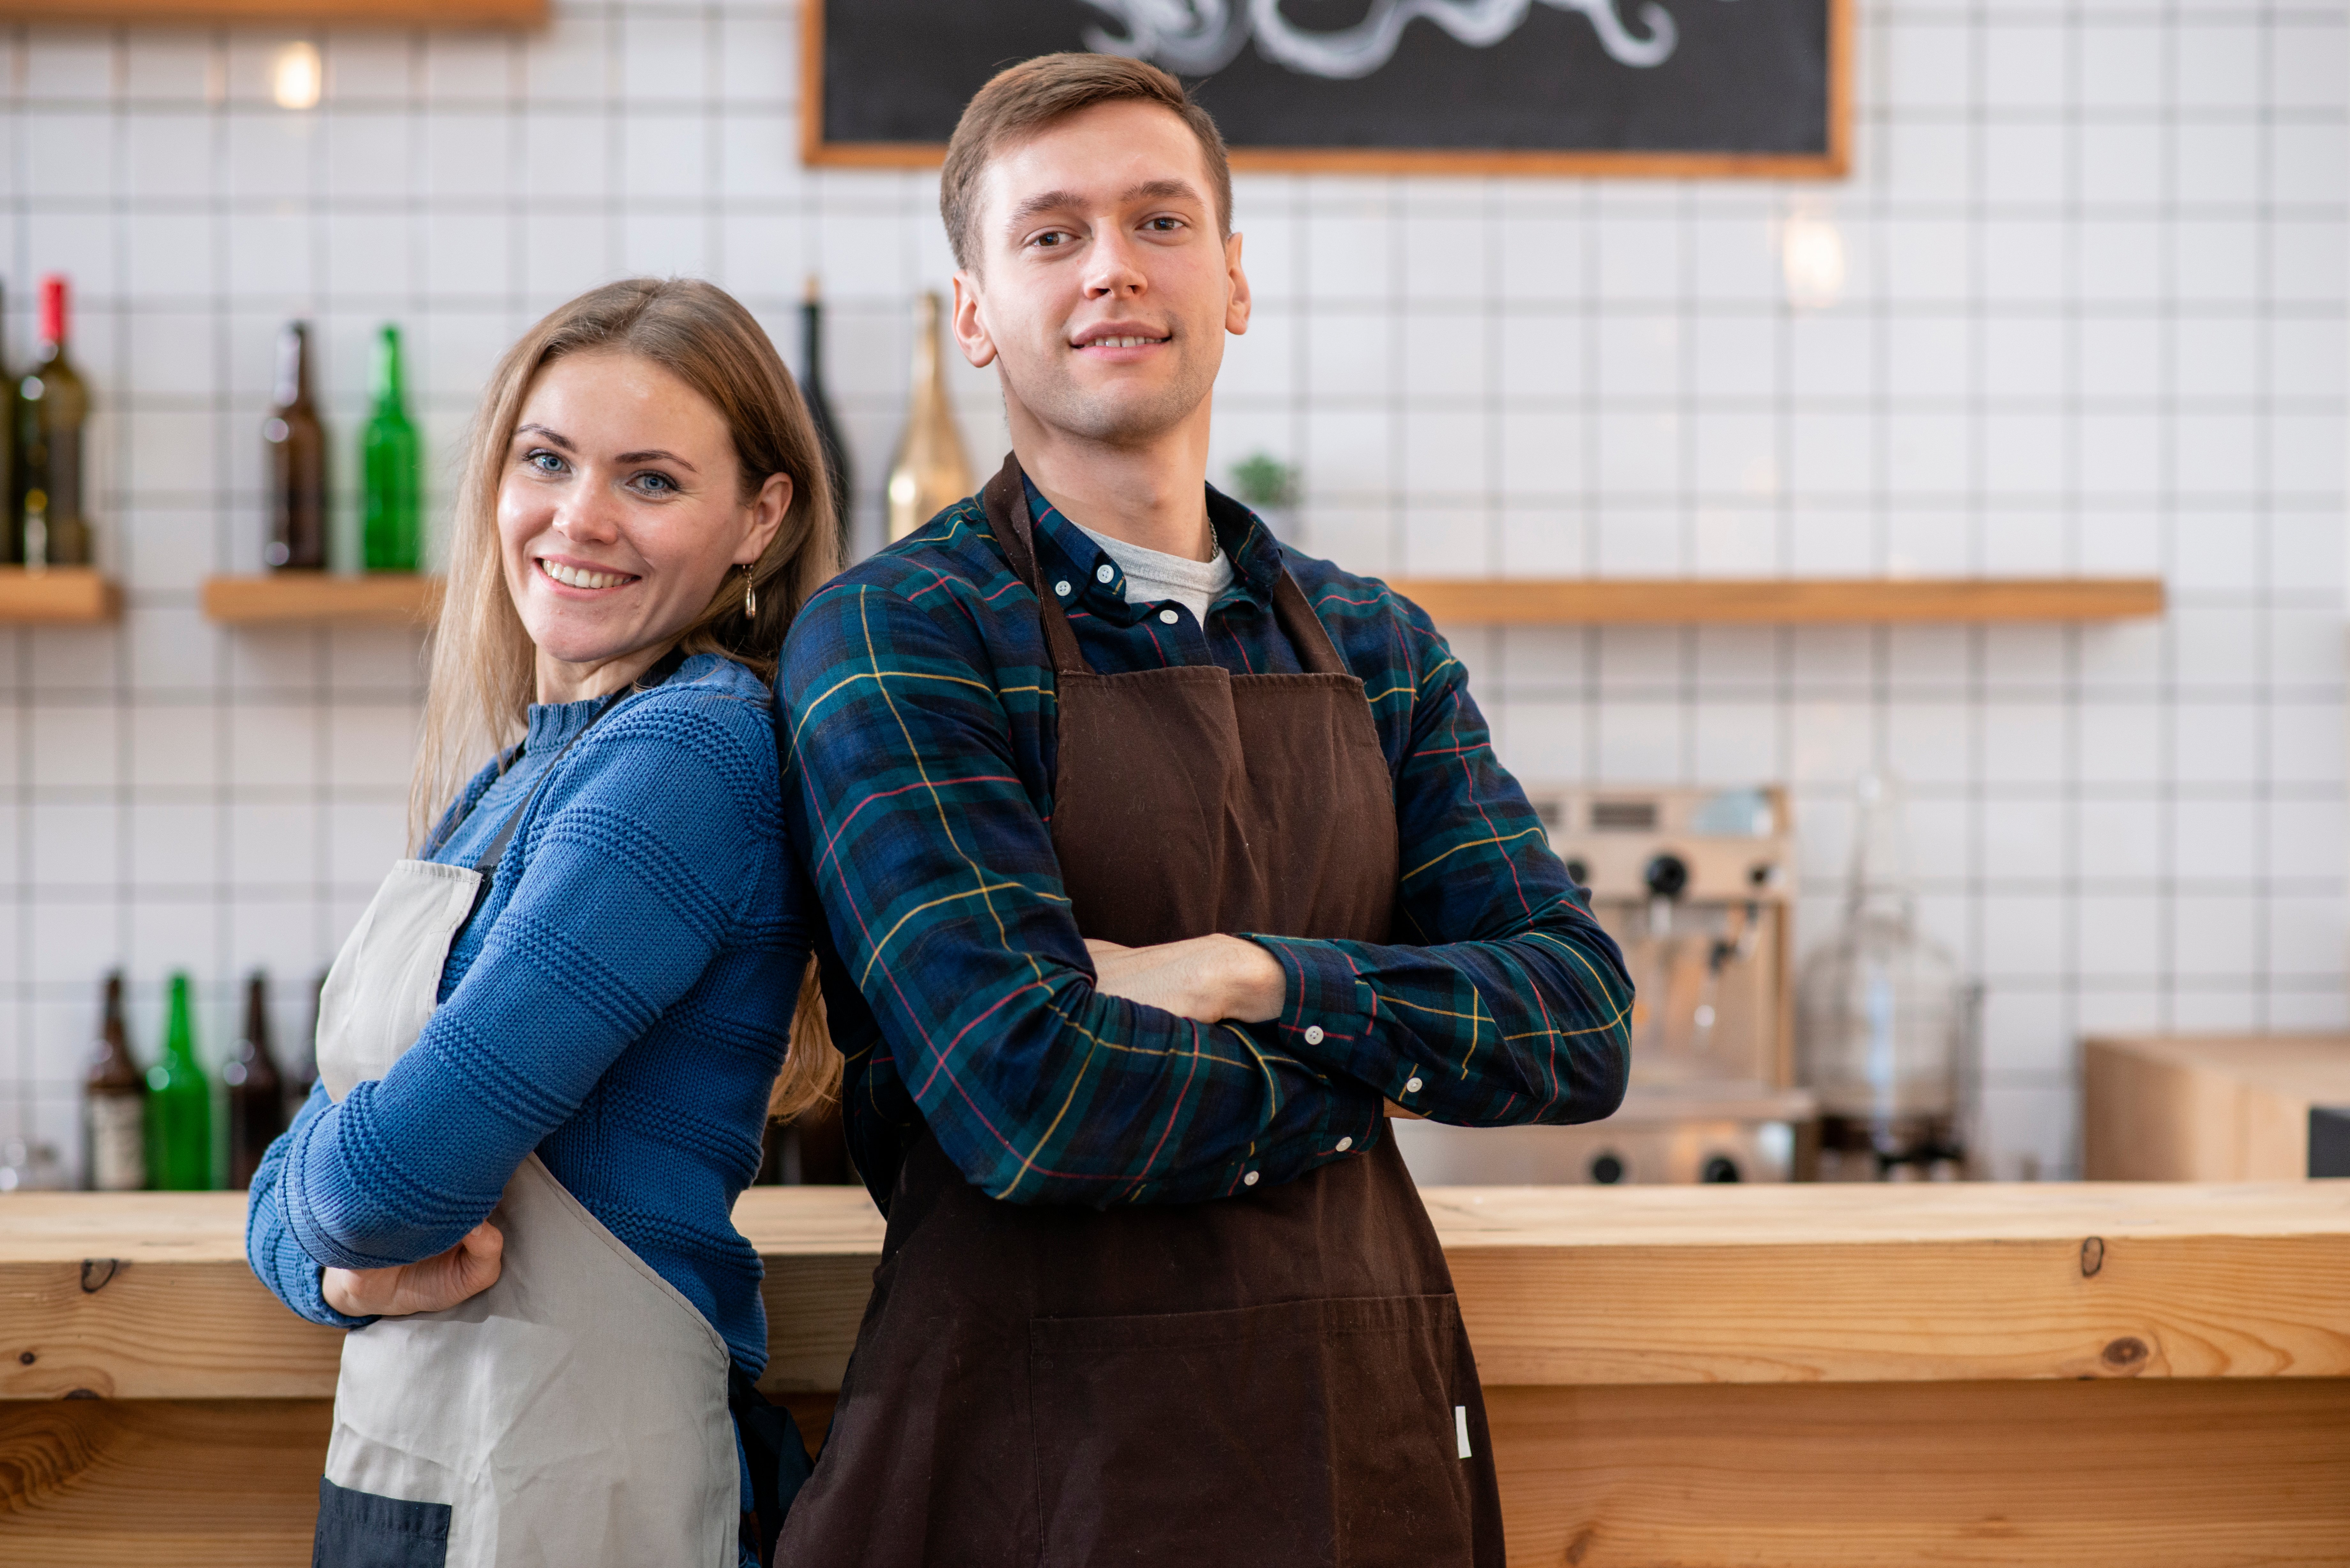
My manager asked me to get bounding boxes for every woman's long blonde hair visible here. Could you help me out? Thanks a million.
[415,277,842,1119]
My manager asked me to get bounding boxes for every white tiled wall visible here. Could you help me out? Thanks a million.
[3,1,2342,1180]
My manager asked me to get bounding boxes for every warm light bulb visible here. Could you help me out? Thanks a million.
[272,41,322,111]
[1780,210,1846,312]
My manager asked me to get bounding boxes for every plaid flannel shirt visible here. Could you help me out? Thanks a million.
[780,480,1632,1210]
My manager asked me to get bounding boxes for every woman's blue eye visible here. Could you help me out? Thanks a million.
[635,472,678,494]
[528,450,565,473]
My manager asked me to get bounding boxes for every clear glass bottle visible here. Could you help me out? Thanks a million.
[1795,773,1967,1178]
[884,292,972,542]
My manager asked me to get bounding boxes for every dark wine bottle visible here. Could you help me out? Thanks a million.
[801,277,853,562]
[286,969,325,1123]
[263,323,327,571]
[85,972,147,1192]
[224,971,287,1189]
[0,278,15,567]
[18,274,92,568]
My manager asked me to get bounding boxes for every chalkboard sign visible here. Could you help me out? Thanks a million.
[803,0,1848,177]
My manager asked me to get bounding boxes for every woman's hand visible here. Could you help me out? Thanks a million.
[1085,935,1287,1024]
[322,1221,506,1319]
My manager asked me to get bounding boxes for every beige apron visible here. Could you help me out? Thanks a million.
[310,677,736,1568]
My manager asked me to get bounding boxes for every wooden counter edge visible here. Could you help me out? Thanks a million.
[9,1182,2349,1267]
[11,1205,2350,1399]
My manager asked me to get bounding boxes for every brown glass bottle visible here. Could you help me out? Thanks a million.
[263,322,327,571]
[17,275,92,568]
[85,971,146,1192]
[224,972,287,1189]
[286,969,325,1123]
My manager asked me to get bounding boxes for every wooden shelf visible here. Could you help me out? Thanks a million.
[1387,577,2167,625]
[0,566,118,623]
[0,0,542,22]
[201,573,441,626]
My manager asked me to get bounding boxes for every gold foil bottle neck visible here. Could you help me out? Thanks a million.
[885,291,973,542]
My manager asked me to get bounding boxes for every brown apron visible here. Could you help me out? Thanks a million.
[777,458,1504,1568]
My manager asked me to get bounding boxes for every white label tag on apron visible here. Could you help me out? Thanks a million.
[1455,1405,1471,1459]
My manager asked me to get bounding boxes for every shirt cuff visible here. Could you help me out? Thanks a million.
[1198,1053,1386,1200]
[1242,934,1428,1108]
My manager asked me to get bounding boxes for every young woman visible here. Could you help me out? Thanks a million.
[247,278,838,1568]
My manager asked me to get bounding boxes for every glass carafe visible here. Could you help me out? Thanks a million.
[1796,773,1967,1177]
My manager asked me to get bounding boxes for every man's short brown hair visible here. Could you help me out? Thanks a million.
[939,53,1233,271]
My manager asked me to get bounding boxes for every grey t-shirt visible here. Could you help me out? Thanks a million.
[1074,523,1235,623]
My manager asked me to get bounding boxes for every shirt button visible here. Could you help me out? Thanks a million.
[1054,580,1071,597]
[1303,1025,1324,1045]
[1096,563,1115,584]
[1159,608,1178,624]
[1335,1136,1353,1152]
[1405,1076,1423,1094]
[1243,1170,1260,1186]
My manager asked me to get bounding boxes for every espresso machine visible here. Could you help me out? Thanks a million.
[1391,785,1816,1184]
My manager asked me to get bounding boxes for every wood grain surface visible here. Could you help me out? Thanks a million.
[9,1184,2347,1399]
[0,1398,331,1566]
[2085,1034,2350,1180]
[1386,576,2168,624]
[7,1382,2343,1567]
[1487,1378,2350,1568]
[200,573,443,625]
[0,567,116,624]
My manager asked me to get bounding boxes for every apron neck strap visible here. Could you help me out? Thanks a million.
[471,645,691,876]
[1267,571,1349,678]
[983,454,1091,679]
[984,451,1351,681]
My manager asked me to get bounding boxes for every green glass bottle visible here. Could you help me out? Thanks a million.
[361,325,421,572]
[146,973,214,1191]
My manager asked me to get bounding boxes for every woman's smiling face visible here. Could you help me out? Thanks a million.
[497,349,788,699]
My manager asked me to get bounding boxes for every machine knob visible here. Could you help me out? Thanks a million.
[1701,1155,1742,1184]
[1643,853,1689,900]
[1589,1152,1626,1185]
[1564,857,1590,888]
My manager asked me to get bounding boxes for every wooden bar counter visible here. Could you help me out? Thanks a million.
[4,1182,2346,1565]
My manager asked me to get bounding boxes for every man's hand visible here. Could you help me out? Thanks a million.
[322,1221,505,1318]
[1085,935,1287,1024]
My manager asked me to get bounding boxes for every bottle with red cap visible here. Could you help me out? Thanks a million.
[16,274,91,568]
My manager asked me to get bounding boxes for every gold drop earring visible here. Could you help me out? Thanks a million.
[741,563,758,618]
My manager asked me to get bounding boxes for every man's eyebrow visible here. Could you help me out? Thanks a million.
[515,423,574,450]
[1005,188,1089,233]
[1004,178,1207,234]
[1122,178,1202,206]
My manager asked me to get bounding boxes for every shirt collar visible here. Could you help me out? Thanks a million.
[1021,475,1283,619]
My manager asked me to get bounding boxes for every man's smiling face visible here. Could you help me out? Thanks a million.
[952,97,1250,448]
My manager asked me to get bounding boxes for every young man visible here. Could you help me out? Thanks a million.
[777,53,1632,1566]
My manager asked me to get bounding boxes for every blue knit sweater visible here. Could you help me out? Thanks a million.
[246,653,811,1376]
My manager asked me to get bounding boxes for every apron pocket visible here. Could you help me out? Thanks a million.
[1027,1293,1476,1568]
[313,1476,451,1568]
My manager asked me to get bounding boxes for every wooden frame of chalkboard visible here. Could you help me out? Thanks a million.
[801,0,1849,179]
